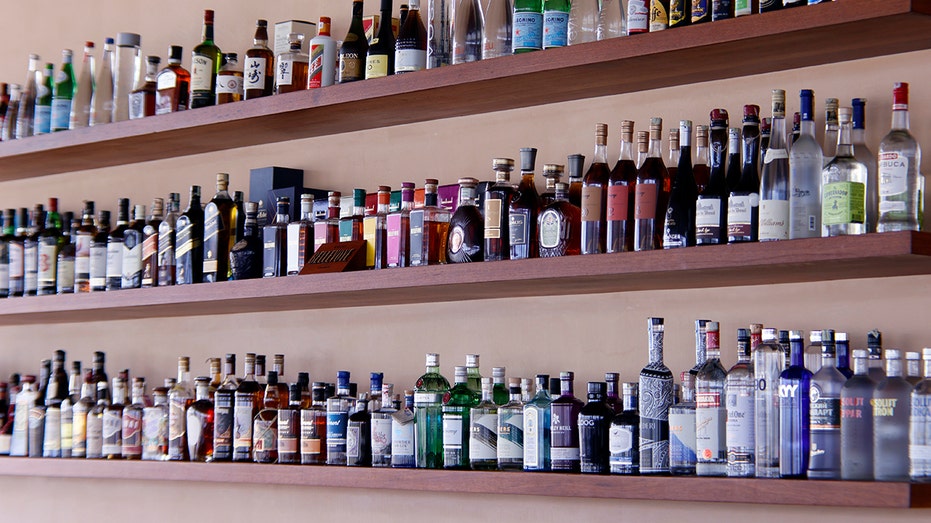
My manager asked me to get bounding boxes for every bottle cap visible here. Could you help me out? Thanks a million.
[710,108,728,126]
[838,107,852,124]
[836,332,848,343]
[761,117,771,133]
[520,148,537,172]
[425,353,439,367]
[336,370,350,384]
[649,317,664,327]
[799,89,815,121]
[604,372,619,382]
[115,32,141,47]
[492,367,505,379]
[852,349,868,359]
[622,382,638,395]
[587,382,606,395]
[923,348,931,360]
[105,37,115,45]
[352,188,366,206]
[549,377,561,393]
[554,182,569,192]
[821,329,835,343]
[851,98,866,129]
[266,371,278,386]
[595,123,608,137]
[257,19,268,27]
[290,383,302,402]
[885,349,901,360]
[560,371,573,380]
[743,104,760,120]
[542,164,564,177]
[789,330,803,341]
[906,351,921,361]
[620,120,635,135]
[146,55,160,66]
[893,82,908,109]
[737,328,749,341]
[492,158,515,171]
[810,330,822,343]
[566,154,585,179]
[466,354,480,368]
[454,366,467,380]
[244,201,258,213]
[203,9,215,24]
[825,98,839,123]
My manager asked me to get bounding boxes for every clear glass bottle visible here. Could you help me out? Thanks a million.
[551,371,584,472]
[2,84,21,141]
[788,89,824,239]
[512,0,544,52]
[778,331,812,478]
[452,0,483,64]
[759,89,790,242]
[822,97,839,165]
[639,317,673,474]
[568,0,598,45]
[102,377,127,459]
[326,371,354,465]
[447,178,485,263]
[907,352,923,386]
[877,82,922,232]
[113,32,141,122]
[275,34,309,94]
[851,98,879,233]
[469,377,499,470]
[85,381,108,459]
[141,387,169,460]
[754,327,785,477]
[873,349,913,481]
[609,382,639,474]
[822,106,867,237]
[186,377,214,462]
[910,348,931,481]
[634,118,670,251]
[693,125,711,193]
[840,349,874,480]
[371,379,395,467]
[523,374,551,471]
[482,0,512,59]
[346,391,372,467]
[15,54,40,138]
[391,390,416,468]
[128,55,159,119]
[726,328,755,477]
[807,330,844,479]
[669,371,696,475]
[581,123,610,255]
[167,357,193,461]
[414,353,449,468]
[867,330,886,382]
[696,321,727,476]
[597,0,626,39]
[579,381,613,474]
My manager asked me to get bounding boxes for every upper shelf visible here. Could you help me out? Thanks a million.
[0,0,930,181]
[0,231,929,326]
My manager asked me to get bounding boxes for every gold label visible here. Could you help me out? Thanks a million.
[484,199,502,239]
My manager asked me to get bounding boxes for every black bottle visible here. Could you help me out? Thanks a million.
[663,120,698,249]
[230,202,263,280]
[578,382,614,474]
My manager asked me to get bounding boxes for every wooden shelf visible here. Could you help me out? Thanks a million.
[0,231,929,326]
[1,0,930,181]
[0,457,927,508]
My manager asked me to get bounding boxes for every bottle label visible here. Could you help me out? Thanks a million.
[142,229,158,285]
[872,397,902,417]
[879,152,909,196]
[43,409,62,455]
[339,54,363,82]
[0,262,7,293]
[650,0,669,31]
[122,410,143,457]
[508,211,529,246]
[365,54,389,79]
[542,11,569,48]
[442,412,463,456]
[216,74,243,94]
[395,49,427,73]
[214,392,233,454]
[726,194,757,237]
[75,235,91,277]
[469,413,498,460]
[371,417,393,457]
[758,200,789,240]
[498,412,523,459]
[34,106,51,134]
[669,410,696,467]
[513,12,543,51]
[581,186,602,222]
[695,394,726,463]
[609,424,634,453]
[822,181,865,226]
[278,413,299,454]
[191,55,214,92]
[670,0,687,25]
[122,231,143,287]
[233,400,255,450]
[37,242,58,288]
[24,243,37,291]
[102,410,122,456]
[253,418,276,453]
[809,387,840,430]
[735,0,751,14]
[764,147,789,164]
[691,0,709,21]
[276,58,294,86]
[346,424,361,459]
[287,223,302,274]
[391,417,414,457]
[157,70,177,91]
[106,240,123,280]
[607,184,629,221]
[326,411,348,449]
[539,209,561,249]
[725,387,755,453]
[634,183,658,220]
[628,0,650,32]
[300,411,323,456]
[51,98,72,130]
[176,224,194,258]
[484,198,503,239]
[57,258,75,292]
[523,407,540,467]
[72,410,87,457]
[362,216,377,267]
[244,57,267,90]
[141,407,167,460]
[9,243,23,279]
[386,214,402,266]
[695,198,722,240]
[90,244,107,287]
[308,45,326,87]
[550,446,581,461]
[414,392,444,407]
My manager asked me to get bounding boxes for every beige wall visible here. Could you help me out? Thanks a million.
[2,0,931,521]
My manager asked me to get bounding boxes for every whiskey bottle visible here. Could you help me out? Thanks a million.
[581,124,610,255]
[56,216,77,294]
[669,371,697,475]
[695,321,727,476]
[71,369,94,458]
[139,387,167,460]
[121,377,145,460]
[156,193,179,286]
[607,121,636,253]
[387,183,414,268]
[105,198,130,291]
[230,202,263,280]
[128,56,159,119]
[216,53,243,104]
[313,192,341,254]
[339,189,365,242]
[211,354,237,461]
[551,371,584,472]
[538,182,581,257]
[89,210,110,292]
[244,20,275,99]
[141,198,163,287]
[609,382,639,474]
[50,49,75,132]
[308,18,338,88]
[663,120,698,249]
[276,34,309,94]
[203,173,236,282]
[639,317,673,474]
[327,371,354,465]
[579,381,613,474]
[155,46,190,115]
[187,376,215,462]
[0,209,13,297]
[395,0,427,73]
[168,357,193,461]
[759,89,790,241]
[366,0,397,78]
[233,192,245,243]
[469,378,498,470]
[232,354,262,461]
[121,205,146,289]
[301,382,328,465]
[363,186,391,269]
[286,194,314,275]
[409,181,449,266]
[634,119,670,251]
[339,0,369,83]
[278,383,302,464]
[484,158,516,261]
[7,209,24,297]
[567,154,584,207]
[415,353,449,468]
[728,105,761,243]
[443,366,478,469]
[540,164,562,206]
[102,377,127,459]
[59,361,81,457]
[24,203,45,296]
[509,148,541,260]
[85,381,109,459]
[37,198,63,295]
[446,178,484,263]
[695,109,729,245]
[191,10,222,108]
[176,186,204,285]
[262,197,290,278]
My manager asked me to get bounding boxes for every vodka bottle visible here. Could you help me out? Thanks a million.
[669,371,696,475]
[877,83,922,232]
[758,90,790,241]
[789,89,823,239]
[695,321,727,476]
[726,328,755,477]
[754,328,785,477]
[807,330,845,479]
[841,349,875,480]
[907,352,923,386]
[822,106,868,236]
[822,97,839,166]
[779,331,811,478]
[910,348,931,481]
[804,329,822,375]
[639,317,673,474]
[867,330,886,382]
[851,98,879,233]
[873,349,913,481]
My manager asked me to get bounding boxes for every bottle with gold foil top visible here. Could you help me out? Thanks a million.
[366,0,397,79]
[540,164,563,206]
[175,186,204,285]
[314,191,341,253]
[141,198,163,288]
[203,174,236,282]
[308,18,337,88]
[244,20,275,99]
[339,0,369,83]
[581,123,610,255]
[634,118,670,251]
[363,186,392,269]
[484,159,517,261]
[155,46,190,115]
[650,0,670,31]
[669,0,689,28]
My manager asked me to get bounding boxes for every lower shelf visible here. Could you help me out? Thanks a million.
[0,458,928,508]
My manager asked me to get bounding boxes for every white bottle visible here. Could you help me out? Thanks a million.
[308,17,337,88]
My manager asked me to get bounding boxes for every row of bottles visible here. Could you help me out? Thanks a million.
[2,323,930,483]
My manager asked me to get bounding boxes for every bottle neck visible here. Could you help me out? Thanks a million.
[800,119,816,138]
[736,340,751,363]
[592,140,608,164]
[622,392,637,411]
[886,358,903,378]
[790,339,804,367]
[458,186,478,207]
[648,132,662,159]
[770,113,787,150]
[203,22,215,44]
[923,359,931,379]
[559,379,573,397]
[891,108,909,131]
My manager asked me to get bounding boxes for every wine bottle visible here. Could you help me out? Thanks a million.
[758,89,790,242]
[633,118,670,251]
[339,0,369,83]
[725,127,742,192]
[695,109,728,245]
[395,0,428,73]
[663,120,698,249]
[606,120,636,253]
[366,0,397,79]
[727,104,761,243]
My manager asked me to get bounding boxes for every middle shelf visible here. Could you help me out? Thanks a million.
[0,231,927,326]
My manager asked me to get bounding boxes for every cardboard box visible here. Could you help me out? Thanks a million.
[249,166,329,225]
[274,20,316,57]
[362,15,400,44]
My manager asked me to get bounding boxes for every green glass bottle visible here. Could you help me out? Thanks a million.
[492,367,509,405]
[37,198,63,296]
[442,366,479,469]
[191,9,222,108]
[51,49,75,132]
[512,0,543,53]
[34,63,54,134]
[414,353,449,469]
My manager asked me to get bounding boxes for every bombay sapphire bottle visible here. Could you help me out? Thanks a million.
[841,349,875,480]
[609,382,639,474]
[523,374,551,472]
[754,328,785,478]
[578,381,613,474]
[910,348,931,481]
[807,329,844,479]
[391,390,416,468]
[779,331,812,478]
[668,371,696,475]
[726,328,755,477]
[551,371,584,472]
[873,349,913,481]
[639,317,673,474]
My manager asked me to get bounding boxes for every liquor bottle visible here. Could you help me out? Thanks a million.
[513,0,543,52]
[847,99,878,233]
[538,182,581,257]
[69,42,94,129]
[663,120,698,248]
[121,377,145,460]
[211,354,237,461]
[301,382,328,465]
[712,0,733,20]
[339,189,365,242]
[276,34,309,94]
[88,39,114,125]
[724,328,755,477]
[760,0,781,11]
[606,123,636,253]
[395,1,428,72]
[522,374,552,471]
[363,186,391,269]
[509,148,541,260]
[691,0,710,23]
[650,0,670,31]
[346,392,371,466]
[452,0,483,63]
[367,0,397,78]
[24,204,45,296]
[139,199,163,288]
[371,379,395,466]
[551,371,584,472]
[2,84,21,141]
[252,371,280,464]
[778,331,811,478]
[802,329,822,375]
[910,348,931,481]
[443,366,477,469]
[101,377,126,459]
[866,330,885,382]
[118,204,145,289]
[627,0,649,34]
[176,186,204,285]
[184,377,214,462]
[262,197,290,277]
[567,154,585,207]
[155,46,190,114]
[326,371,354,465]
[286,194,314,274]
[807,330,844,479]
[232,354,262,462]
[727,106,761,242]
[88,209,110,292]
[191,10,222,108]
[233,192,246,243]
[669,371,696,475]
[580,124,610,255]
[484,159,516,261]
[759,89,790,241]
[36,198,62,296]
[695,109,729,245]
[56,216,77,294]
[540,164,563,206]
[313,192,341,254]
[491,368,508,405]
[230,202,264,280]
[567,0,597,45]
[725,128,741,192]
[157,193,180,286]
[466,354,483,393]
[821,106,868,237]
[276,383,301,464]
[41,351,68,457]
[753,328,785,477]
[59,360,81,457]
[695,321,727,475]
[669,0,689,28]
[447,178,485,263]
[112,33,140,122]
[693,125,711,193]
[6,209,24,297]
[390,390,416,467]
[71,370,94,458]
[491,384,522,470]
[128,56,159,119]
[238,20,276,99]
[14,54,40,138]
[832,332,853,379]
[215,53,243,104]
[339,0,369,83]
[167,357,193,461]
[202,174,236,282]
[788,89,823,239]
[384,183,414,268]
[104,199,129,291]
[578,381,613,474]
[878,83,922,231]
[34,63,53,135]
[822,97,839,165]
[50,50,75,132]
[469,377,498,470]
[907,352,923,386]
[639,318,672,474]
[608,382,639,474]
[0,210,10,298]
[873,349,913,481]
[140,387,169,460]
[634,118,670,251]
[790,112,801,148]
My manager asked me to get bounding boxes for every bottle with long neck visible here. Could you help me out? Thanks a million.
[89,39,114,126]
[34,63,53,135]
[580,124,610,255]
[483,0,512,59]
[37,198,62,296]
[725,127,741,191]
[244,20,275,99]
[789,89,823,239]
[663,119,697,249]
[141,198,163,287]
[469,378,499,470]
[121,204,146,289]
[851,98,879,233]
[326,371,354,465]
[758,89,790,241]
[167,357,193,461]
[695,109,729,245]
[232,354,261,462]
[910,348,931,481]
[808,330,844,479]
[211,354,237,461]
[634,119,669,251]
[105,198,130,291]
[191,10,222,108]
[339,0,369,83]
[873,349,913,481]
[2,84,21,141]
[725,328,755,477]
[728,104,761,243]
[50,49,75,132]
[877,82,922,232]
[121,377,146,460]
[88,210,109,291]
[695,321,727,476]
[639,317,672,474]
[754,328,785,477]
[693,125,710,192]
[567,154,584,207]
[452,0,483,64]
[822,106,868,237]
[510,148,541,260]
[607,120,636,253]
[414,353,449,468]
[778,331,811,478]
[396,1,428,73]
[822,97,839,165]
[366,0,397,78]
[15,54,40,139]
[229,202,263,280]
[669,371,696,475]
[667,127,680,180]
[176,186,204,284]
[522,374,551,471]
[203,173,236,282]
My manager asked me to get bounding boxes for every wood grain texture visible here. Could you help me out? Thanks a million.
[0,0,929,180]
[0,457,927,507]
[0,232,928,325]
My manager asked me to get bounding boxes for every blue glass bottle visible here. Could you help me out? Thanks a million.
[522,374,552,471]
[779,330,811,478]
[807,329,845,479]
[835,332,854,379]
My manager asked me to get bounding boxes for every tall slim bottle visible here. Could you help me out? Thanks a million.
[581,124,610,254]
[808,329,844,479]
[639,317,673,474]
[191,10,222,108]
[167,357,193,461]
[176,186,204,285]
[112,33,141,122]
[50,49,76,132]
[568,0,597,44]
[36,198,62,296]
[669,371,696,475]
[759,89,790,241]
[366,0,397,78]
[141,199,163,288]
[695,109,729,245]
[789,89,823,239]
[34,63,53,135]
[910,348,931,481]
[725,127,741,191]
[452,0,484,64]
[326,371,354,465]
[104,199,129,291]
[512,0,543,52]
[851,98,879,233]
[469,378,498,470]
[340,1,369,82]
[607,120,636,253]
[414,353,449,468]
[551,371,584,472]
[121,205,145,289]
[877,83,922,232]
[89,210,110,292]
[233,354,262,462]
[754,328,785,477]
[779,331,811,478]
[157,194,180,286]
[482,0,512,59]
[212,354,237,461]
[726,328,755,477]
[203,173,236,282]
[873,349,913,481]
[728,105,761,243]
[523,374,551,471]
[443,366,477,469]
[509,148,541,259]
[15,54,40,138]
[634,119,670,251]
[696,321,727,476]
[663,120,697,248]
[90,39,114,126]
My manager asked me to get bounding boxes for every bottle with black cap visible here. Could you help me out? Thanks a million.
[579,381,613,474]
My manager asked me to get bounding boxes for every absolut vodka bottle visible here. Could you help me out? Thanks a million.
[696,321,727,476]
[639,317,673,474]
[873,349,913,481]
[808,329,844,479]
[841,349,875,480]
[726,328,755,477]
[754,328,785,477]
[910,348,931,481]
[779,331,811,478]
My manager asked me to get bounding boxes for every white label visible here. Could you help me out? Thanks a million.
[523,407,540,467]
[90,245,107,287]
[391,418,414,457]
[371,417,392,456]
[627,0,649,31]
[469,413,498,460]
[157,70,177,91]
[879,152,909,196]
[191,55,214,91]
[9,243,23,278]
[244,57,267,89]
[910,444,931,460]
[609,425,634,453]
[37,242,58,286]
[414,392,442,406]
[395,49,427,73]
[0,264,8,290]
[287,223,301,274]
[758,200,789,240]
[550,446,580,461]
[727,195,754,226]
[497,412,523,460]
[442,417,462,448]
[695,198,721,228]
[216,74,243,94]
[726,390,755,450]
[122,240,142,285]
[24,244,37,291]
[75,236,91,276]
[764,147,789,164]
[106,241,123,279]
[43,409,61,454]
[57,259,74,291]
[276,58,293,86]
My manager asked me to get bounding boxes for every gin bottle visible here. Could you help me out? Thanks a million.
[346,392,371,467]
[469,377,498,470]
[578,382,613,474]
[877,83,922,232]
[851,98,879,232]
[443,366,477,469]
[639,317,673,474]
[609,383,639,474]
[371,380,395,467]
[414,353,449,468]
[523,374,552,471]
[822,106,868,237]
[841,349,875,480]
[326,371,353,465]
[873,349,913,481]
[726,328,755,477]
[754,328,785,477]
[669,372,696,475]
[491,367,509,405]
[696,321,727,476]
[910,348,931,481]
[498,385,524,470]
[759,90,790,241]
[808,330,844,479]
[551,371,584,472]
[779,331,812,478]
[391,390,416,468]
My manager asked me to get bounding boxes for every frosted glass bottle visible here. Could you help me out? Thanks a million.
[596,0,626,40]
[753,328,785,477]
[873,349,913,481]
[788,89,823,239]
[567,0,598,45]
[482,0,512,59]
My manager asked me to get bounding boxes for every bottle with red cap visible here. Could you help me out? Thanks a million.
[695,109,729,245]
[877,82,922,232]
